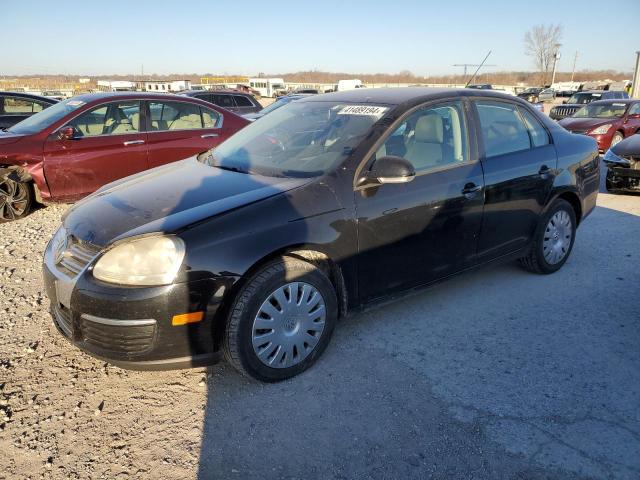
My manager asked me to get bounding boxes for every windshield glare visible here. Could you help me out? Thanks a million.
[206,101,389,177]
[8,98,86,135]
[567,93,601,105]
[574,103,627,119]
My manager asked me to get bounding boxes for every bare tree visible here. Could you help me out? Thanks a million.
[524,24,563,85]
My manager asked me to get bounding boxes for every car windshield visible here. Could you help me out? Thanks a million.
[8,98,86,135]
[573,103,627,119]
[567,93,601,105]
[205,101,389,178]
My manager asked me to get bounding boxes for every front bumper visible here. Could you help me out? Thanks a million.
[605,166,640,192]
[43,242,233,370]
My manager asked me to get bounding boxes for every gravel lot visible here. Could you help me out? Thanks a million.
[1,175,639,479]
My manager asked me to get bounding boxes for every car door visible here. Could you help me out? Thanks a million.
[0,96,48,129]
[622,102,640,136]
[355,99,485,302]
[472,99,556,260]
[145,100,224,169]
[43,100,148,201]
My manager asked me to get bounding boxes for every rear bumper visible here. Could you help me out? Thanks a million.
[43,253,232,370]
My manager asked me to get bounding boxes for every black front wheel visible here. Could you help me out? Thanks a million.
[519,199,577,274]
[0,177,33,223]
[223,257,338,382]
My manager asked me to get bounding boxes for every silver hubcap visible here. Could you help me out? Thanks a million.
[0,178,28,221]
[543,210,572,265]
[252,282,326,369]
[611,134,623,147]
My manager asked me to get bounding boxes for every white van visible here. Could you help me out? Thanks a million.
[337,79,365,91]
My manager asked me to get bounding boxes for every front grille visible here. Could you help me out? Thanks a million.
[80,317,156,356]
[53,305,73,338]
[56,237,101,277]
[551,106,579,119]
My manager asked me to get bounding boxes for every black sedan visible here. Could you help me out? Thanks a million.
[43,88,599,381]
[603,134,640,193]
[0,92,58,129]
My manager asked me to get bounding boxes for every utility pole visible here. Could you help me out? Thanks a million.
[632,51,640,99]
[570,51,578,82]
[550,44,561,87]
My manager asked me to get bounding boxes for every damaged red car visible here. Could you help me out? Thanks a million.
[0,92,249,222]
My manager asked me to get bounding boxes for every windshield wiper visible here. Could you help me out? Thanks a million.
[213,164,249,174]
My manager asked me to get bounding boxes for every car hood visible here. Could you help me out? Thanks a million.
[558,117,613,131]
[0,131,25,146]
[63,157,310,246]
[611,134,640,156]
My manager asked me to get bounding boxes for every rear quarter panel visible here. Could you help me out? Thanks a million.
[550,127,599,222]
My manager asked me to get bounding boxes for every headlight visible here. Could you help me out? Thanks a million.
[93,235,185,286]
[589,124,612,135]
[602,149,630,167]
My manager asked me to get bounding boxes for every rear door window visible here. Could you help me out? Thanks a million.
[233,95,253,107]
[201,107,221,128]
[476,101,531,158]
[518,108,550,148]
[212,94,236,109]
[149,101,203,131]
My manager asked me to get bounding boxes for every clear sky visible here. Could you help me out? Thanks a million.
[4,0,639,76]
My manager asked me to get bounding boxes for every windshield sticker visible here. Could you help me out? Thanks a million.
[67,100,85,107]
[338,105,388,118]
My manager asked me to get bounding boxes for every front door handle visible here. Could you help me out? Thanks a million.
[461,183,482,198]
[538,165,551,178]
[201,133,219,139]
[123,140,145,146]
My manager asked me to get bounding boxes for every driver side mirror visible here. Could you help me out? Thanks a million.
[58,126,75,140]
[361,155,416,187]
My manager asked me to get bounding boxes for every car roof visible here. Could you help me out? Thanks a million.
[0,91,59,103]
[180,89,252,96]
[294,87,515,106]
[62,91,220,104]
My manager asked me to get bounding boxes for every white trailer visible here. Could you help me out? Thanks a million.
[337,79,364,91]
[249,78,285,97]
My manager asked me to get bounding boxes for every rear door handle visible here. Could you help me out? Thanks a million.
[201,133,219,139]
[123,140,145,146]
[461,183,482,198]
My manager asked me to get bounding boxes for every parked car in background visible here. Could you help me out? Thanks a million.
[42,88,598,381]
[518,87,555,103]
[602,134,640,193]
[180,89,262,115]
[291,89,320,94]
[0,92,58,130]
[242,94,313,121]
[558,100,640,152]
[466,84,493,90]
[550,90,629,120]
[41,90,67,101]
[0,92,249,221]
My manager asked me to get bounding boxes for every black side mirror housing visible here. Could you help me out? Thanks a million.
[362,155,416,187]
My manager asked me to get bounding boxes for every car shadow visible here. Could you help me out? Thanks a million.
[194,202,639,480]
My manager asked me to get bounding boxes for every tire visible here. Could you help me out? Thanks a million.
[611,131,624,148]
[0,177,33,223]
[224,257,338,382]
[519,199,577,274]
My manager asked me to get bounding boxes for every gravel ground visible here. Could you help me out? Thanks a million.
[1,185,639,479]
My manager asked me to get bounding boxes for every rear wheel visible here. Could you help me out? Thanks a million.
[224,257,338,382]
[0,177,33,223]
[519,199,576,274]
